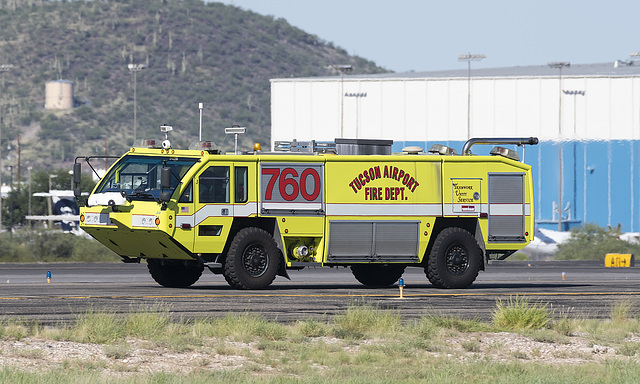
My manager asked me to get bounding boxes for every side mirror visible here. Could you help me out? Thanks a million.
[159,191,172,203]
[73,163,82,198]
[161,167,172,189]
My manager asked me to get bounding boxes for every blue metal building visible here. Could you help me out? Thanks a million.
[271,62,640,232]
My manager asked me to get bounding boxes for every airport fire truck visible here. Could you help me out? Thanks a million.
[74,129,537,290]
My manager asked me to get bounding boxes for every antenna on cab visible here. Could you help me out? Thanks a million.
[225,125,246,154]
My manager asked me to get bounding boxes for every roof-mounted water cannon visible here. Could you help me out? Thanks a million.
[188,140,220,154]
[490,146,520,161]
[428,144,458,155]
[462,137,538,162]
[160,124,173,150]
[133,139,157,149]
[225,125,246,154]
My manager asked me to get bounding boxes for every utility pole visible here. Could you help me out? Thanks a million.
[328,65,352,138]
[28,166,32,217]
[128,63,146,144]
[0,64,14,231]
[548,61,570,231]
[563,89,585,223]
[16,134,20,188]
[458,53,486,139]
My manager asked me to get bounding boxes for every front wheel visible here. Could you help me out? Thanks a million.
[425,227,482,289]
[351,264,406,287]
[223,227,280,289]
[147,259,204,288]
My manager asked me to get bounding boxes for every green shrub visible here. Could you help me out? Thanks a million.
[207,313,286,342]
[556,223,640,260]
[426,315,486,333]
[617,342,640,357]
[332,305,401,339]
[72,310,125,344]
[124,308,171,340]
[30,232,75,261]
[0,233,31,262]
[492,297,550,330]
[552,315,577,336]
[103,343,132,359]
[0,229,119,263]
[296,318,327,338]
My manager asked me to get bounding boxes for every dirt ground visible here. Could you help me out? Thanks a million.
[0,331,634,376]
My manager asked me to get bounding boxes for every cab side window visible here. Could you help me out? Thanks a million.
[199,166,229,203]
[178,181,193,203]
[235,167,248,203]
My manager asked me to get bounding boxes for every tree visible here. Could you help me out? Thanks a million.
[555,223,640,260]
[2,168,96,230]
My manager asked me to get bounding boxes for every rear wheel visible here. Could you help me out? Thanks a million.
[147,259,204,288]
[223,227,280,289]
[351,264,406,287]
[425,227,482,289]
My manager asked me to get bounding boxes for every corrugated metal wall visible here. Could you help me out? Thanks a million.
[271,74,640,232]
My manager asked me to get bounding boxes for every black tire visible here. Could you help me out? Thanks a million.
[147,259,204,288]
[223,227,280,289]
[351,264,406,287]
[425,227,482,289]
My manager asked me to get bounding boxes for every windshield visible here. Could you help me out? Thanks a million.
[95,155,198,200]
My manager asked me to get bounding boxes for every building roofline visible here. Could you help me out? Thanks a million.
[271,61,640,82]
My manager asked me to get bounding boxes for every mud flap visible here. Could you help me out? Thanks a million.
[277,251,291,280]
[474,221,486,271]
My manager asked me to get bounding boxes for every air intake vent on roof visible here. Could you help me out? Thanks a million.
[335,138,393,155]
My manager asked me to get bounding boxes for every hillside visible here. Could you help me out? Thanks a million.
[0,0,386,175]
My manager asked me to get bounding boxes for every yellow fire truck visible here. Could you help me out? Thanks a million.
[74,130,537,290]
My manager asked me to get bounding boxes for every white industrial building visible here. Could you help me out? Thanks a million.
[270,62,640,232]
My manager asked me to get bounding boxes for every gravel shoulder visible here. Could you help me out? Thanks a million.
[0,331,635,376]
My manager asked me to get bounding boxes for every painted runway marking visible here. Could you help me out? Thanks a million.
[2,291,640,301]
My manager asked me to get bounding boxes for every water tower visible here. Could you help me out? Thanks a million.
[45,80,74,110]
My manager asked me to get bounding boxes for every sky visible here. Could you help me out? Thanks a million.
[216,0,640,73]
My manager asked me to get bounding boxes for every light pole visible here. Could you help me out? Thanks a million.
[632,52,640,234]
[548,61,570,231]
[128,63,146,144]
[48,174,57,229]
[458,53,485,139]
[344,92,367,138]
[563,89,585,224]
[48,174,57,192]
[328,65,352,138]
[0,64,14,232]
[27,166,32,217]
[7,165,12,233]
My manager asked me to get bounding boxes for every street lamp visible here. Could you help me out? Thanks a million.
[327,64,352,138]
[344,92,367,138]
[563,89,585,224]
[458,53,485,139]
[0,64,14,232]
[548,61,570,231]
[7,165,12,233]
[128,63,146,144]
[49,174,57,192]
[48,174,57,229]
[27,166,32,217]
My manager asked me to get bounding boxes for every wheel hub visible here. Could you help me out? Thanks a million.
[243,244,268,277]
[445,245,469,275]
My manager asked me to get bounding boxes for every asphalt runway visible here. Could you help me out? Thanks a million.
[0,261,639,324]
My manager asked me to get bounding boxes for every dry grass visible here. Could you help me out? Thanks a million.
[0,302,640,383]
